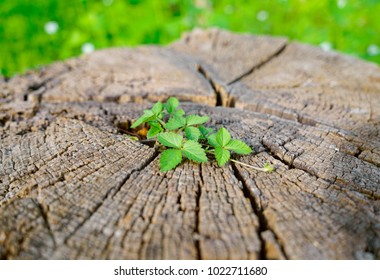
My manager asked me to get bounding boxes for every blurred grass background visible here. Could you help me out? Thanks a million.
[1,0,379,77]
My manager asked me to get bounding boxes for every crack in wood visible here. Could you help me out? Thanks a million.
[262,140,380,201]
[265,119,379,170]
[197,65,224,107]
[196,64,236,108]
[230,162,288,259]
[136,175,168,259]
[194,164,204,259]
[23,65,73,105]
[0,141,76,208]
[320,173,380,201]
[31,198,57,248]
[228,43,288,85]
[349,145,380,169]
[261,140,295,170]
[63,149,159,246]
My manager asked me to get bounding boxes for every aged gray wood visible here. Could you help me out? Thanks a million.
[0,29,379,259]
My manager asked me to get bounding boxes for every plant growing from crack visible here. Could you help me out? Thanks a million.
[130,97,275,173]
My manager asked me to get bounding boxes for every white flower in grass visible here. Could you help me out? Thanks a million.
[367,44,380,56]
[81,43,95,54]
[337,0,347,9]
[320,42,332,52]
[256,10,269,22]
[44,21,59,35]
[103,0,113,6]
[195,0,208,9]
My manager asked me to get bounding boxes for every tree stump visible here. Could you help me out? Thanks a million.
[1,29,379,260]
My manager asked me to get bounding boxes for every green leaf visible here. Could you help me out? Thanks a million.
[215,147,230,166]
[164,116,186,130]
[173,109,185,118]
[125,135,139,141]
[160,149,182,172]
[183,140,208,163]
[186,115,209,126]
[157,132,183,148]
[147,123,163,139]
[263,163,275,173]
[224,139,252,155]
[158,111,165,120]
[216,127,231,147]
[207,133,219,147]
[130,110,154,128]
[184,126,201,141]
[151,102,163,115]
[165,97,179,114]
[199,125,214,137]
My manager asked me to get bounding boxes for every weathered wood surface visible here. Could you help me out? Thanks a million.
[1,28,379,260]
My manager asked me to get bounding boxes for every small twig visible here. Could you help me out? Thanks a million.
[118,127,139,136]
[230,159,274,172]
[156,118,166,127]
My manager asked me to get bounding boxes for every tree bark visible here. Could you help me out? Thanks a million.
[0,28,379,260]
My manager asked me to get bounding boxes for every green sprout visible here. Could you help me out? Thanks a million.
[130,97,275,173]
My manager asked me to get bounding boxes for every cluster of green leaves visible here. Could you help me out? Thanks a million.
[131,97,274,173]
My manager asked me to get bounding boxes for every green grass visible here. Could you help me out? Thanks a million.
[1,0,379,77]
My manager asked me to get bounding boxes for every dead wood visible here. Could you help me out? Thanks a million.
[0,28,379,260]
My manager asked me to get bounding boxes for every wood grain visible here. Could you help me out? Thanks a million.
[1,29,379,259]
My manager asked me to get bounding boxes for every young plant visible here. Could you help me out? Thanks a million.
[130,97,275,173]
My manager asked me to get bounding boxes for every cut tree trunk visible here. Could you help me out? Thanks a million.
[1,28,379,260]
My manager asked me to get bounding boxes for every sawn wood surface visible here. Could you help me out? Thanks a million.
[0,29,379,260]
